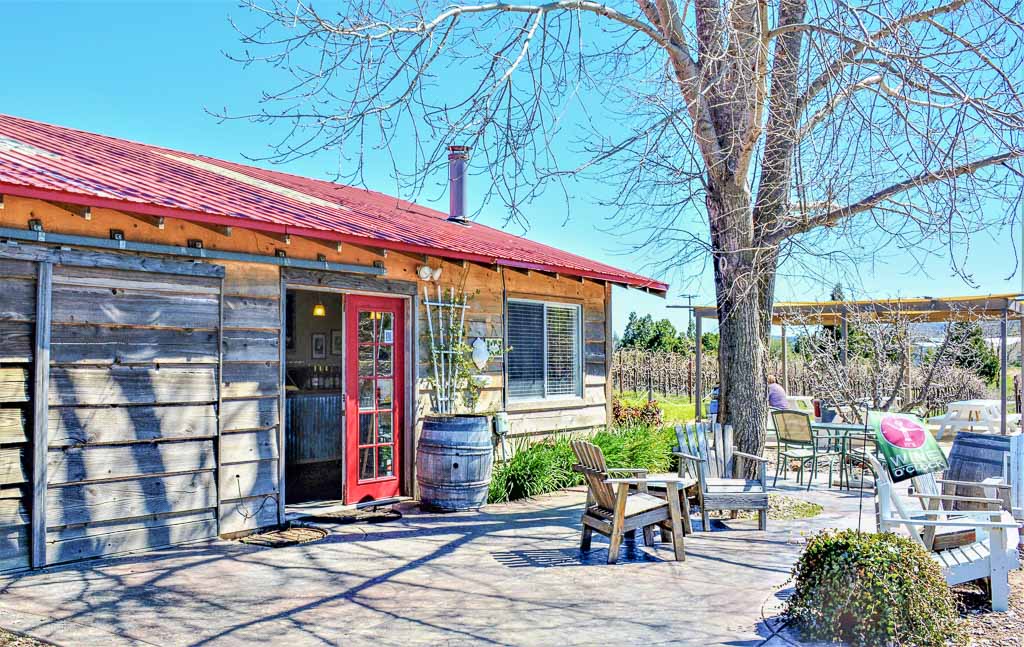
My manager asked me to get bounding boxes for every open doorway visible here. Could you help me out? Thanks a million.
[283,289,406,507]
[284,289,345,503]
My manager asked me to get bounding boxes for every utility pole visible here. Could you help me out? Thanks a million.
[668,294,698,341]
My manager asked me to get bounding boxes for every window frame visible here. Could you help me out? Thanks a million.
[505,297,584,403]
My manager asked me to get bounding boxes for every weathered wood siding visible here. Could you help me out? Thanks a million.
[45,266,222,564]
[415,261,610,447]
[502,270,609,440]
[218,261,282,535]
[0,260,35,572]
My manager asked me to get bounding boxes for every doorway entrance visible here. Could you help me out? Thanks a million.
[283,289,344,503]
[345,295,404,503]
[283,289,405,507]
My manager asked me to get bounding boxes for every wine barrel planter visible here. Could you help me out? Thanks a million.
[417,415,494,512]
[946,431,1011,510]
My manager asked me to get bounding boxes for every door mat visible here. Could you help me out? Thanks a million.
[304,508,403,524]
[239,524,328,548]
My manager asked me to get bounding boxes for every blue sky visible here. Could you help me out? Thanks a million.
[2,1,1020,336]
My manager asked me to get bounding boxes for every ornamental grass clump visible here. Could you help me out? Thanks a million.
[487,423,677,504]
[784,529,964,647]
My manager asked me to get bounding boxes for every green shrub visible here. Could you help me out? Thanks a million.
[488,437,581,503]
[592,424,676,474]
[488,424,677,504]
[784,529,964,647]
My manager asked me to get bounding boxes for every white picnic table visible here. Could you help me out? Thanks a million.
[929,399,1021,439]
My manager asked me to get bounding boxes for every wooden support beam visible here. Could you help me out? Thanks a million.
[695,315,703,421]
[126,213,165,230]
[46,201,91,220]
[306,237,342,253]
[352,244,388,259]
[194,223,232,237]
[781,324,789,392]
[32,261,52,569]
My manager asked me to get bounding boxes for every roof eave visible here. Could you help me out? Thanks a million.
[0,181,668,291]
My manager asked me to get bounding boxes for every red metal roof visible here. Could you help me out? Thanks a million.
[0,114,668,292]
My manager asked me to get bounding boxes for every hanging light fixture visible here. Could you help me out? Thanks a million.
[312,301,327,317]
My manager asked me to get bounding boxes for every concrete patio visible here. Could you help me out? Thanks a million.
[0,483,874,646]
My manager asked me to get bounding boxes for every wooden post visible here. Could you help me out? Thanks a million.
[840,314,848,367]
[695,315,703,421]
[277,277,288,524]
[1001,307,1008,435]
[905,324,913,407]
[604,282,613,426]
[31,261,52,569]
[780,324,788,392]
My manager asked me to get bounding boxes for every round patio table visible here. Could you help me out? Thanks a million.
[810,421,876,489]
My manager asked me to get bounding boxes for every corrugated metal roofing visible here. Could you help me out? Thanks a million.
[0,113,668,292]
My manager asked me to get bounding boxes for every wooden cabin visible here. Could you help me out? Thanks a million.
[0,114,667,571]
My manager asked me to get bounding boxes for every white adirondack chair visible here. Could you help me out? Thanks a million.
[911,469,1013,551]
[867,453,1020,611]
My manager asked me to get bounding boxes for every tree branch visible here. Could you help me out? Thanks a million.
[765,150,1024,244]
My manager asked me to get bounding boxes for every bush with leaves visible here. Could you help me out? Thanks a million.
[784,529,964,647]
[611,398,664,428]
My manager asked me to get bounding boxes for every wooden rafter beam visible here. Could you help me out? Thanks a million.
[193,223,232,237]
[46,200,91,220]
[125,213,165,230]
[306,237,342,253]
[351,243,388,259]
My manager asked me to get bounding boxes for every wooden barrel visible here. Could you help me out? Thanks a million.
[416,415,494,512]
[946,432,1011,510]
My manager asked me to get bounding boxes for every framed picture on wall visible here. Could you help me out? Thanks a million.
[285,293,296,350]
[331,329,343,356]
[311,332,327,359]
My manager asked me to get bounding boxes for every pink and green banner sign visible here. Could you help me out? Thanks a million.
[868,411,947,483]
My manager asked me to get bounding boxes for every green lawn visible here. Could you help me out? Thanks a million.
[617,391,698,423]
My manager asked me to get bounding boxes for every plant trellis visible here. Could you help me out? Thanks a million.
[423,284,470,414]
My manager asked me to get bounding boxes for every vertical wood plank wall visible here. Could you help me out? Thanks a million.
[0,197,620,567]
[217,261,283,535]
[45,265,222,564]
[0,259,36,572]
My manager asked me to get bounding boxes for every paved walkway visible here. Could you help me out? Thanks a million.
[0,484,876,646]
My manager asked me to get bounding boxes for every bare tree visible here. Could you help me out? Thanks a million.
[785,306,993,422]
[228,0,1024,466]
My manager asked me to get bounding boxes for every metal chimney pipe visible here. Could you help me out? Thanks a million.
[447,145,470,223]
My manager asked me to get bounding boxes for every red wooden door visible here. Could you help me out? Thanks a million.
[345,295,404,503]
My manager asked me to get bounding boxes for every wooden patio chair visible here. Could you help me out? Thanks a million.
[674,423,770,531]
[570,440,689,564]
[866,453,1020,612]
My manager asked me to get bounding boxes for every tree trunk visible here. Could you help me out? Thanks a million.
[708,179,771,477]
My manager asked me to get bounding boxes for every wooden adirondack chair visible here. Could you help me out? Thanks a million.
[867,453,1020,612]
[570,440,689,564]
[674,423,770,531]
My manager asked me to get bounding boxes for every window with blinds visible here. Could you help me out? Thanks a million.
[507,299,582,400]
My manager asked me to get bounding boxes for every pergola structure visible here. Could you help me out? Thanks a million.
[691,294,1024,433]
